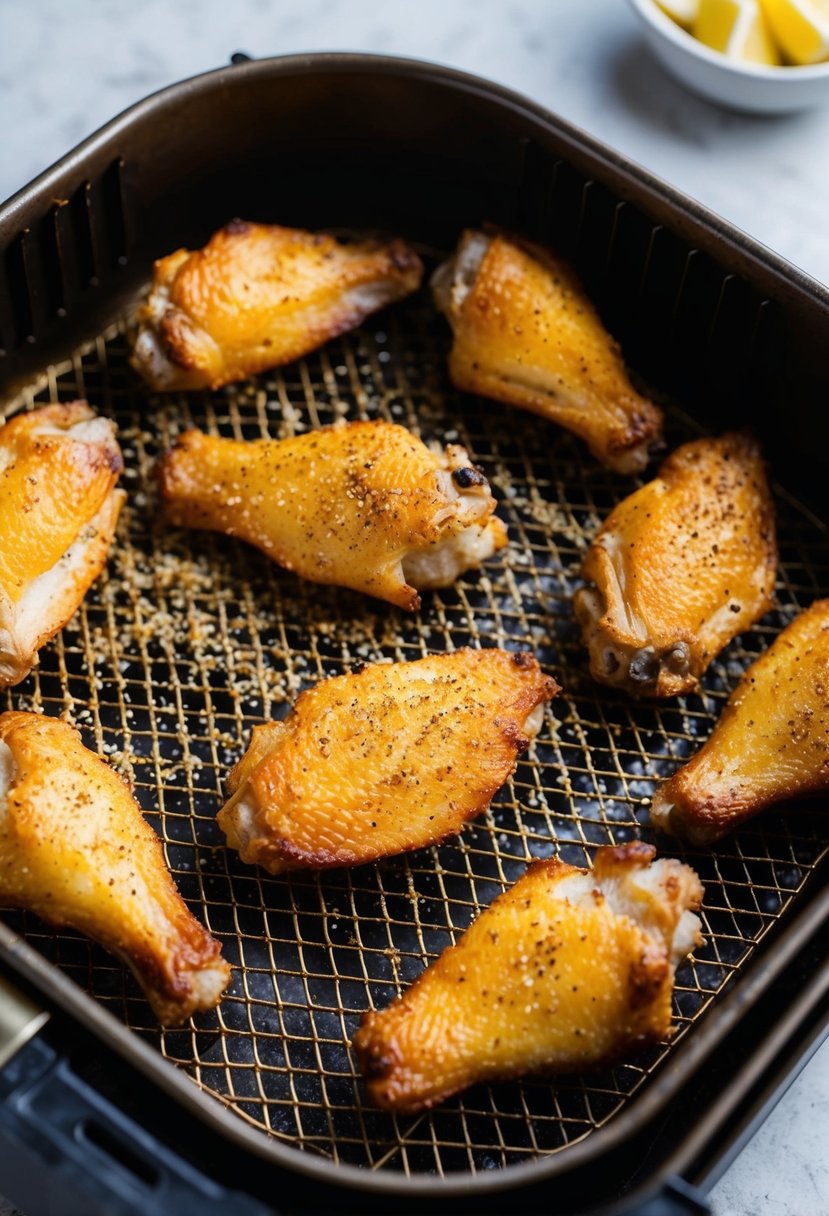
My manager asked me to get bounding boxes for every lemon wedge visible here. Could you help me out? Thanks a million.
[760,0,829,62]
[694,0,781,63]
[655,0,701,28]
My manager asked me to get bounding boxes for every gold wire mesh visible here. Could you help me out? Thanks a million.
[1,296,827,1177]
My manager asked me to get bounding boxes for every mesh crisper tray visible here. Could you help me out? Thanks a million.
[1,291,827,1178]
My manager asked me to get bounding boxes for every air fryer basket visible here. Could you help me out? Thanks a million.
[0,54,828,1216]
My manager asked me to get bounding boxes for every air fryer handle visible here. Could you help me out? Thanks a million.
[0,1031,271,1216]
[622,1176,710,1216]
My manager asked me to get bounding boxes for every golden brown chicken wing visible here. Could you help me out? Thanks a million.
[158,420,507,610]
[130,220,423,391]
[0,712,230,1025]
[353,841,703,1113]
[431,229,664,473]
[651,600,829,844]
[219,648,558,873]
[0,402,125,688]
[574,432,776,698]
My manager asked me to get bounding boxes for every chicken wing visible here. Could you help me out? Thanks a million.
[158,420,507,610]
[0,402,125,688]
[574,432,776,698]
[353,841,703,1113]
[130,220,423,391]
[0,712,230,1025]
[219,648,559,873]
[651,600,829,844]
[431,229,664,473]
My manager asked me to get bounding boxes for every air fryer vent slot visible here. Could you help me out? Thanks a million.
[2,233,35,350]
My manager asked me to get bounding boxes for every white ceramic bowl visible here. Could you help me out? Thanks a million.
[627,0,829,113]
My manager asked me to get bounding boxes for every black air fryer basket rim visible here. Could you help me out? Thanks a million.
[0,50,827,1207]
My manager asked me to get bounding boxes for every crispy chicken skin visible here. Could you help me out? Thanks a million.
[574,432,777,698]
[131,220,423,391]
[353,842,703,1113]
[0,402,125,688]
[158,420,507,610]
[0,712,231,1025]
[431,229,664,473]
[219,649,559,873]
[651,600,829,844]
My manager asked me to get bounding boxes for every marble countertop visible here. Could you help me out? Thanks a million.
[1,2,827,1213]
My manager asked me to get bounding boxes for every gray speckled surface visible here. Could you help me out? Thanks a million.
[0,2,827,1213]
